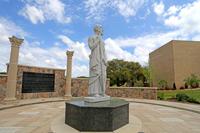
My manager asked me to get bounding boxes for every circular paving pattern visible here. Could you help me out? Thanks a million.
[0,101,199,133]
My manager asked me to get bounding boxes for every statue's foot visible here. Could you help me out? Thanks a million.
[102,94,109,97]
[94,94,101,97]
[92,94,110,98]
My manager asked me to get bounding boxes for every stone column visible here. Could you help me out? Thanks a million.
[64,51,74,98]
[5,36,24,101]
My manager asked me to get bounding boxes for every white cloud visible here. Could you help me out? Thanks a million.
[104,30,188,65]
[84,0,145,21]
[105,38,135,61]
[58,35,90,77]
[58,35,74,46]
[73,64,88,77]
[20,40,89,77]
[192,34,200,41]
[19,0,71,24]
[0,17,87,77]
[0,17,27,43]
[20,5,45,24]
[19,41,66,68]
[1,16,197,77]
[58,35,89,61]
[84,0,111,21]
[2,0,200,77]
[164,5,181,16]
[164,0,200,34]
[113,0,145,20]
[153,1,165,16]
[0,17,27,72]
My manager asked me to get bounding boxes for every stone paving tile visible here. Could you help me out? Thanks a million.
[127,98,200,113]
[0,127,23,133]
[15,127,40,133]
[0,100,199,133]
[159,117,184,122]
[132,103,200,133]
[18,111,40,115]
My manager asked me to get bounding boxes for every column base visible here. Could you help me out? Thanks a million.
[64,95,72,99]
[3,97,18,104]
[4,97,17,101]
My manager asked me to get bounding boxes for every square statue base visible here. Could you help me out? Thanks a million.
[84,95,111,103]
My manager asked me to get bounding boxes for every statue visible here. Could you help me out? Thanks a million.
[85,25,110,102]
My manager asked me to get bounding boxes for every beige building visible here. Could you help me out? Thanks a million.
[149,40,200,89]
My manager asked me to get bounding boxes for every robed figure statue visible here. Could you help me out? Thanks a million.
[88,25,107,97]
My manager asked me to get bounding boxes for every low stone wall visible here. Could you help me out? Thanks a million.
[107,87,157,100]
[16,65,66,99]
[0,75,7,100]
[71,78,110,97]
[71,78,157,100]
[0,66,157,100]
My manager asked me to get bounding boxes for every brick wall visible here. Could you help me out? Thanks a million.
[0,75,7,100]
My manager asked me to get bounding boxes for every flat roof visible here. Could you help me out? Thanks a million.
[149,40,200,56]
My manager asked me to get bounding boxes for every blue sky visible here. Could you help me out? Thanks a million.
[0,0,200,77]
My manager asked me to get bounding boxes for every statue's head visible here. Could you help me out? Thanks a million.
[94,24,103,36]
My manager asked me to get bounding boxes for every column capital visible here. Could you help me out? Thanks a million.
[9,36,24,47]
[66,50,74,57]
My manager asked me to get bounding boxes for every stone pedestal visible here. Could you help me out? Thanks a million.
[84,95,111,103]
[65,51,74,98]
[65,98,129,132]
[5,36,23,101]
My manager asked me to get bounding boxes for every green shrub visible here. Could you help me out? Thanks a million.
[134,80,144,87]
[184,74,200,88]
[157,93,164,100]
[158,80,168,89]
[176,93,200,104]
[176,93,189,102]
[187,97,200,104]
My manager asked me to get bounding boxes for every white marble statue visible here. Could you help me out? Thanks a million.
[85,25,110,102]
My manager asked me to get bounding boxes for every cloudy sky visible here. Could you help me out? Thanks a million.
[0,0,200,77]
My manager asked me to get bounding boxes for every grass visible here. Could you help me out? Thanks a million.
[157,89,200,103]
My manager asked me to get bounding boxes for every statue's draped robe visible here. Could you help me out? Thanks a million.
[88,35,107,96]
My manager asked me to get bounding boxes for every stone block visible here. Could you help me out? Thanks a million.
[65,98,129,131]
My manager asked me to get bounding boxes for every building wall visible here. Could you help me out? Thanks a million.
[16,65,66,99]
[149,41,175,88]
[0,75,7,100]
[150,40,200,89]
[173,41,200,89]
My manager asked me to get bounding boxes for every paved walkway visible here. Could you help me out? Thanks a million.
[0,97,65,110]
[0,98,199,133]
[126,98,200,114]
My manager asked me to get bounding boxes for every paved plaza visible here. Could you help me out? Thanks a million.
[0,99,200,133]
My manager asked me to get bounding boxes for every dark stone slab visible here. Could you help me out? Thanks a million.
[22,72,55,93]
[65,98,129,132]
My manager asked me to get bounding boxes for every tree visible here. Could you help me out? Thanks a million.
[107,59,145,87]
[142,66,151,86]
[0,72,6,74]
